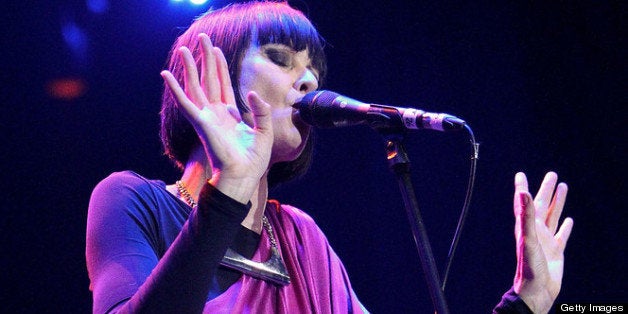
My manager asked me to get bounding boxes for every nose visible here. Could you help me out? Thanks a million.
[294,69,318,94]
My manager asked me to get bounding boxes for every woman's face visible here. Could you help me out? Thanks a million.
[238,43,319,165]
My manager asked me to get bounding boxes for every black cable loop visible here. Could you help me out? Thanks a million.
[441,123,479,291]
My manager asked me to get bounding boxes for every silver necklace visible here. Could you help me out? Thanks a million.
[175,181,290,286]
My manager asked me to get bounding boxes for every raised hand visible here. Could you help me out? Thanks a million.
[160,34,273,203]
[513,172,574,313]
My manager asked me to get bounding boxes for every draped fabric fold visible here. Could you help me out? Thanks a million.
[204,201,365,313]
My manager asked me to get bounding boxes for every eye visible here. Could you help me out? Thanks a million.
[265,48,292,68]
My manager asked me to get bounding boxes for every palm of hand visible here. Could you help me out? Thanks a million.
[161,33,273,185]
[513,172,574,313]
[195,105,271,180]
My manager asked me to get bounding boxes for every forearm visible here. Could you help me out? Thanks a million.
[112,183,249,313]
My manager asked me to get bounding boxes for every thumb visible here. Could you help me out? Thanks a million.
[246,91,272,134]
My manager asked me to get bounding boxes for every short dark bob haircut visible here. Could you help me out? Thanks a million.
[160,1,327,187]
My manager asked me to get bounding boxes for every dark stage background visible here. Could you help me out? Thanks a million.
[2,0,625,312]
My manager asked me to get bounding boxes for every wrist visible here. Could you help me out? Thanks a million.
[209,173,258,204]
[494,287,534,314]
[515,283,554,314]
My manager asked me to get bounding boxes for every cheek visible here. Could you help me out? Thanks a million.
[239,58,294,104]
[238,59,267,102]
[237,70,256,102]
[240,76,286,110]
[270,102,303,135]
[270,107,294,125]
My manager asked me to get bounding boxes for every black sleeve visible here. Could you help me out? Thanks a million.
[492,287,534,314]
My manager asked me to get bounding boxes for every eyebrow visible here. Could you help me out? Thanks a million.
[261,44,295,53]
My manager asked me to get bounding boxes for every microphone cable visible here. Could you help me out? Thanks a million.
[441,123,479,292]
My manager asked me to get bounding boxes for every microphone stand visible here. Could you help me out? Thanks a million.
[384,138,450,314]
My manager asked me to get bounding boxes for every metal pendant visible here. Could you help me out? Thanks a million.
[220,247,291,286]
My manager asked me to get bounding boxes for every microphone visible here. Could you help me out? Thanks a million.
[294,90,466,132]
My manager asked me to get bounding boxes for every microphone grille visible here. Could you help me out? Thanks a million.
[297,90,341,128]
[312,90,340,106]
[301,90,339,107]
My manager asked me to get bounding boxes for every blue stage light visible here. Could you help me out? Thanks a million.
[169,0,208,4]
[167,0,214,10]
[86,0,109,14]
[62,21,88,55]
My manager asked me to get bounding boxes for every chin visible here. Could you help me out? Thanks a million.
[293,125,311,159]
[272,145,303,164]
[272,132,310,163]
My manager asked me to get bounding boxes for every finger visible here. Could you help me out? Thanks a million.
[179,46,205,108]
[513,172,529,241]
[519,192,539,250]
[513,173,529,222]
[226,104,242,123]
[199,33,221,103]
[555,217,574,252]
[514,172,529,193]
[161,70,199,120]
[246,91,272,134]
[213,47,237,106]
[547,182,568,233]
[534,172,558,219]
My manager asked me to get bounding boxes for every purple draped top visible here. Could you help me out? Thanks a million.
[87,171,365,313]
